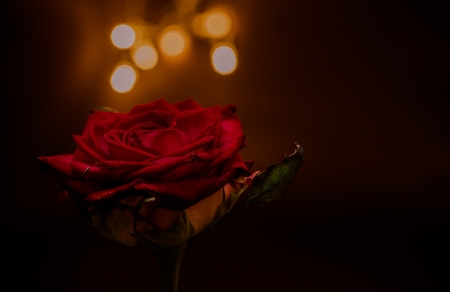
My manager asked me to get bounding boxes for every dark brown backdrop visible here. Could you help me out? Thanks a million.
[1,0,449,291]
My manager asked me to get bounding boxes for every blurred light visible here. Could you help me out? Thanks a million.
[193,10,232,39]
[110,64,137,93]
[111,24,136,49]
[132,44,158,70]
[176,0,199,13]
[211,44,237,75]
[159,28,187,56]
[205,11,231,38]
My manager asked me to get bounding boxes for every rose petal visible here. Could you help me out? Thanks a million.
[82,111,125,157]
[106,139,155,161]
[172,98,203,111]
[106,129,126,143]
[166,135,247,180]
[136,128,192,154]
[98,160,154,169]
[38,154,75,177]
[134,175,219,210]
[202,152,250,197]
[71,161,131,182]
[244,160,254,170]
[157,148,223,182]
[148,208,183,231]
[172,107,221,141]
[157,160,210,182]
[122,121,166,146]
[59,177,105,197]
[95,144,222,182]
[129,139,161,156]
[208,134,246,169]
[83,179,141,203]
[185,188,223,234]
[70,161,92,179]
[123,152,196,181]
[204,116,223,148]
[73,135,108,161]
[87,111,124,157]
[195,147,223,162]
[150,135,215,160]
[128,98,181,116]
[73,147,97,165]
[91,201,139,247]
[117,111,171,132]
[83,110,125,134]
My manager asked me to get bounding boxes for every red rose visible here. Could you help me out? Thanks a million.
[39,98,252,238]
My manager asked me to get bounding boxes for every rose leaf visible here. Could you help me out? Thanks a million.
[242,143,304,206]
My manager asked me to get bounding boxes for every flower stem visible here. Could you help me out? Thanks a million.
[150,242,187,292]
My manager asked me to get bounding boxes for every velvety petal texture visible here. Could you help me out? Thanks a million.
[38,98,251,232]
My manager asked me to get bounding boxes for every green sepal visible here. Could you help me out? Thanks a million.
[210,143,304,229]
[242,143,304,206]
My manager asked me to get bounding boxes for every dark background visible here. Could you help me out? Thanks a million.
[1,0,449,291]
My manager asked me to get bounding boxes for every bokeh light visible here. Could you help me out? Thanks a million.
[111,24,136,49]
[176,0,199,13]
[110,64,137,93]
[204,11,231,38]
[159,28,187,56]
[132,44,158,70]
[211,44,237,75]
[193,10,232,39]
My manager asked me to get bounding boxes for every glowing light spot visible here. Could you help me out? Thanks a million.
[204,11,231,38]
[133,44,158,70]
[211,44,237,75]
[110,65,137,93]
[159,29,186,56]
[111,24,136,49]
[176,0,199,13]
